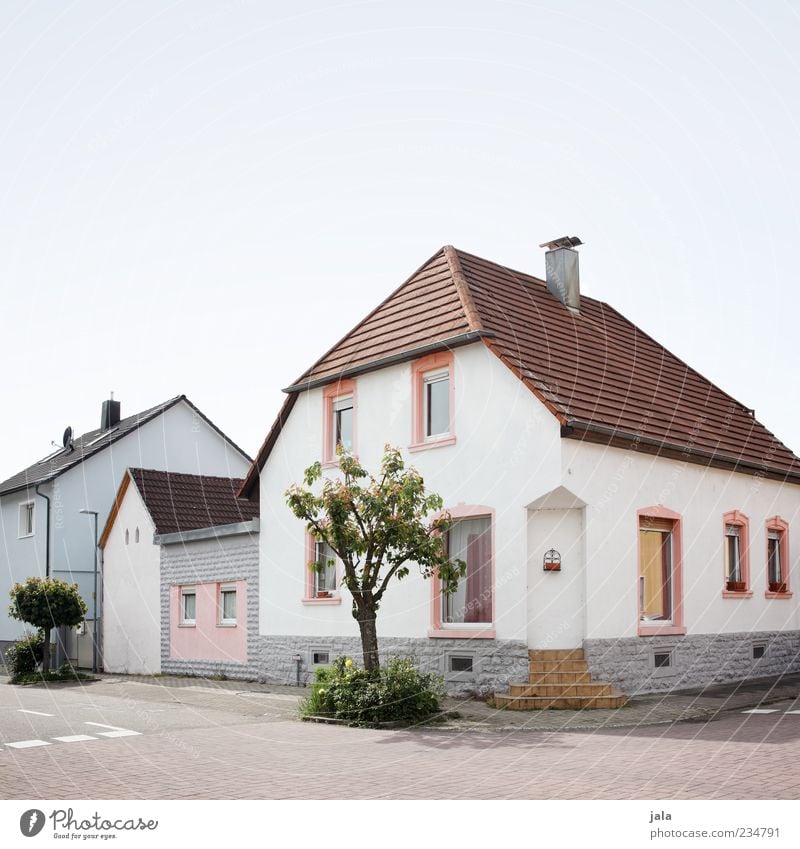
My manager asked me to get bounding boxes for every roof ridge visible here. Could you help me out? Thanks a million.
[129,467,245,483]
[443,245,483,332]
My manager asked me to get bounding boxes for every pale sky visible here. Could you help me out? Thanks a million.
[1,0,799,481]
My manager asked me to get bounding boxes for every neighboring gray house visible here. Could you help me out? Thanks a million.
[0,395,252,664]
[100,468,259,679]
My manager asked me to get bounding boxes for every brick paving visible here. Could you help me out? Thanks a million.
[1,709,798,799]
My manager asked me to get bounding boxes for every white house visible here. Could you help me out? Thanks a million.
[100,468,259,678]
[240,240,800,700]
[0,395,252,665]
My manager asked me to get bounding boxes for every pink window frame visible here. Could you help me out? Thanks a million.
[429,504,495,639]
[765,516,792,598]
[637,505,686,636]
[722,510,753,598]
[410,351,456,452]
[302,532,342,605]
[322,378,357,467]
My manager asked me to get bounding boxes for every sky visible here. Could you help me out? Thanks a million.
[1,0,799,481]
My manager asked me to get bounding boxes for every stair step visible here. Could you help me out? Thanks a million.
[493,692,628,711]
[529,660,589,674]
[528,671,592,685]
[528,648,585,661]
[508,682,615,698]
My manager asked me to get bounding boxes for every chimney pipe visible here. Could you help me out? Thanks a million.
[540,236,583,313]
[101,396,121,431]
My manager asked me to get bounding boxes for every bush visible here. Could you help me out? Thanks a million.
[302,656,444,726]
[4,632,44,678]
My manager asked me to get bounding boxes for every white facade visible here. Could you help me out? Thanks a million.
[102,481,160,674]
[0,399,251,644]
[258,340,800,689]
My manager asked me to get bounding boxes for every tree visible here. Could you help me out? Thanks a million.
[286,446,465,673]
[8,577,87,673]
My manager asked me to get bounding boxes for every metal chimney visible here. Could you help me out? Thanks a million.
[101,393,121,431]
[540,236,583,313]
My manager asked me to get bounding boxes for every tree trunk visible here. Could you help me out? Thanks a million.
[356,608,380,673]
[41,628,51,674]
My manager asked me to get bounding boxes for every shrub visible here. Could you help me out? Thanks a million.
[302,656,444,726]
[4,632,44,679]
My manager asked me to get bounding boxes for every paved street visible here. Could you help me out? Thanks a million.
[1,677,799,799]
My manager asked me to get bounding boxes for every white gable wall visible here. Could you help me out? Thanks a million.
[102,480,160,674]
[259,342,562,644]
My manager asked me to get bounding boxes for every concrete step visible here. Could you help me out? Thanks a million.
[529,659,590,674]
[528,670,592,685]
[493,692,628,711]
[508,681,616,698]
[528,648,585,662]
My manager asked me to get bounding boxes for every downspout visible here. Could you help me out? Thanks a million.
[34,484,51,577]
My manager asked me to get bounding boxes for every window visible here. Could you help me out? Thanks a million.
[653,651,672,669]
[18,502,34,538]
[430,506,495,638]
[134,527,140,544]
[637,507,685,636]
[752,643,766,660]
[312,650,330,666]
[219,585,237,625]
[314,541,337,597]
[765,517,791,596]
[448,655,474,673]
[723,510,751,595]
[411,351,455,450]
[322,379,357,464]
[125,529,129,545]
[180,588,196,625]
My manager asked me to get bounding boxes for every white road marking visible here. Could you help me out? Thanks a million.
[742,708,779,714]
[95,730,141,738]
[84,721,140,738]
[52,735,97,743]
[6,739,51,748]
[17,709,55,717]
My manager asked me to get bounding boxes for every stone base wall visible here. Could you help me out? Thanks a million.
[256,634,529,695]
[160,536,260,681]
[584,630,800,695]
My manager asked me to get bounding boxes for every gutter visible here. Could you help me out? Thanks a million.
[34,483,51,577]
[283,330,490,394]
[154,517,260,546]
[563,420,800,483]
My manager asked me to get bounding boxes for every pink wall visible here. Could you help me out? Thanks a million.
[169,580,247,662]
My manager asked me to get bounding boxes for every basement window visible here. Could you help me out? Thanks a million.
[309,648,332,668]
[445,651,478,682]
[448,656,474,673]
[752,643,767,660]
[651,648,676,678]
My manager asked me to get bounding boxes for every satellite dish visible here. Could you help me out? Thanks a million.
[62,426,73,448]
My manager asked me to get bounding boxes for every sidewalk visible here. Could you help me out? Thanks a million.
[4,669,798,733]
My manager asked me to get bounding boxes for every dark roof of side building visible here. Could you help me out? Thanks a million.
[239,245,800,497]
[0,395,252,496]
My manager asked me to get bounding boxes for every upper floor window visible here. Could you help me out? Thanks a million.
[723,510,751,595]
[765,517,791,596]
[411,351,455,450]
[18,502,34,538]
[322,379,356,464]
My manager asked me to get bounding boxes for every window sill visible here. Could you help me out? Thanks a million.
[428,627,495,640]
[217,622,238,628]
[638,624,686,637]
[409,435,456,453]
[177,623,196,628]
[764,591,793,599]
[722,590,753,599]
[302,596,342,605]
[17,534,34,540]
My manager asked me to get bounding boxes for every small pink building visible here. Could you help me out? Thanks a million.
[101,468,259,679]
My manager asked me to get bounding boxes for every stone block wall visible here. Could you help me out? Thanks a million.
[256,633,529,695]
[584,630,800,695]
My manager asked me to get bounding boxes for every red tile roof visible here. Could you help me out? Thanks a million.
[239,245,800,496]
[129,468,259,535]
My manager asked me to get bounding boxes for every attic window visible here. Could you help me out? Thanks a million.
[86,427,118,447]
